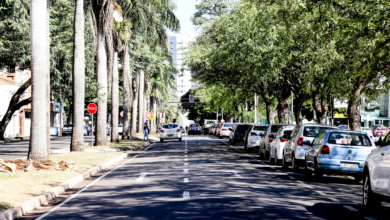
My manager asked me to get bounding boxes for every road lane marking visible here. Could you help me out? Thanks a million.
[36,155,138,220]
[144,143,156,151]
[227,170,242,177]
[184,155,188,157]
[184,163,188,166]
[316,191,326,196]
[344,205,358,212]
[184,169,189,173]
[365,217,376,220]
[288,176,296,180]
[184,178,189,183]
[329,197,339,202]
[183,191,190,199]
[184,158,188,161]
[137,173,148,182]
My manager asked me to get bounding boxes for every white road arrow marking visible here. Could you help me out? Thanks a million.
[183,191,190,199]
[227,170,242,177]
[137,173,152,182]
[184,178,189,183]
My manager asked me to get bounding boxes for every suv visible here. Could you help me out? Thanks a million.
[258,124,285,160]
[229,123,252,144]
[160,123,182,142]
[282,124,337,171]
[363,133,390,211]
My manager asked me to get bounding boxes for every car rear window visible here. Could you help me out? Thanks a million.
[254,126,267,131]
[163,124,178,129]
[303,126,336,137]
[223,123,233,127]
[284,130,293,136]
[377,127,386,130]
[328,132,372,146]
[271,125,283,133]
[236,125,252,132]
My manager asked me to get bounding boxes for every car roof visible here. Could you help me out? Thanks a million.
[327,129,368,134]
[298,124,337,127]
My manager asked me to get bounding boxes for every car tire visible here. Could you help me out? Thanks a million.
[304,159,312,179]
[292,153,299,172]
[244,142,248,152]
[363,172,381,212]
[160,139,163,142]
[259,147,264,159]
[179,138,182,142]
[354,174,362,182]
[281,154,288,170]
[314,160,323,180]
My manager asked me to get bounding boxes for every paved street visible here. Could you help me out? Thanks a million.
[19,135,390,219]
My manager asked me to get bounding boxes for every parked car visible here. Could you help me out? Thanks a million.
[160,123,182,142]
[338,125,348,130]
[202,120,217,134]
[282,124,337,171]
[62,124,73,136]
[244,125,268,152]
[363,133,390,211]
[218,123,234,138]
[213,124,221,136]
[361,127,373,138]
[258,124,285,160]
[373,126,389,137]
[229,123,252,144]
[209,125,216,135]
[305,130,375,181]
[371,124,383,133]
[50,127,60,136]
[188,123,202,135]
[269,125,296,164]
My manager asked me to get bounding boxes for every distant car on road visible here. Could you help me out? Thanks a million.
[258,124,285,160]
[188,123,202,135]
[244,124,268,152]
[305,130,375,181]
[160,123,182,142]
[373,127,389,137]
[50,127,60,136]
[229,123,252,145]
[218,123,234,138]
[62,124,72,136]
[269,125,296,164]
[361,127,373,138]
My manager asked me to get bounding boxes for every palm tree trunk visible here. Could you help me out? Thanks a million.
[111,51,119,143]
[95,34,108,146]
[131,72,139,137]
[122,47,131,140]
[71,0,85,151]
[46,1,51,158]
[151,95,157,135]
[138,70,145,133]
[28,0,49,160]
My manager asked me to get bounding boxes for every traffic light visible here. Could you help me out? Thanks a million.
[189,94,194,103]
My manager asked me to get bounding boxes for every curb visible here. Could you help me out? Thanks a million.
[0,152,130,220]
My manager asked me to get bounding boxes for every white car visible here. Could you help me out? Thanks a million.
[244,125,267,151]
[160,123,182,142]
[269,125,295,164]
[361,127,373,138]
[363,133,390,211]
[218,123,234,138]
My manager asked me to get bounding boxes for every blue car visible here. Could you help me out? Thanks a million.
[50,127,60,136]
[305,130,376,181]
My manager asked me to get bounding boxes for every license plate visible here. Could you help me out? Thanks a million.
[340,163,359,169]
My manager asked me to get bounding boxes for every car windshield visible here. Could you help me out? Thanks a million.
[362,128,370,131]
[303,126,336,137]
[328,132,371,146]
[163,124,178,129]
[236,125,252,132]
[254,126,267,131]
[377,128,386,130]
[206,121,214,124]
[223,123,233,127]
[271,125,283,133]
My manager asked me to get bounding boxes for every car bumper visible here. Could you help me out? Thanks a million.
[247,138,260,148]
[160,133,182,139]
[317,159,364,174]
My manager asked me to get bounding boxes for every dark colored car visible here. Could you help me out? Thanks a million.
[229,123,253,144]
[188,123,202,135]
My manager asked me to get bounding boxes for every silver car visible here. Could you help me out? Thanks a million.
[245,125,268,151]
[282,124,337,171]
[269,125,296,164]
[160,123,182,142]
[363,133,390,211]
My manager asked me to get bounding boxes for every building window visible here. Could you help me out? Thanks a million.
[25,111,32,119]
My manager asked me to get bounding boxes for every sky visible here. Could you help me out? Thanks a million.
[170,0,198,39]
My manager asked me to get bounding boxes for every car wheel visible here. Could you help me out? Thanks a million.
[292,154,299,172]
[281,154,288,170]
[304,159,312,179]
[268,151,274,164]
[160,139,163,142]
[354,174,362,182]
[363,172,382,212]
[244,142,248,152]
[314,160,323,180]
[179,138,182,142]
[259,147,264,159]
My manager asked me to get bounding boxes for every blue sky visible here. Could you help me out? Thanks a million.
[170,0,197,38]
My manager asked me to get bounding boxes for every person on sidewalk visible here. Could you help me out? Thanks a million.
[143,122,149,141]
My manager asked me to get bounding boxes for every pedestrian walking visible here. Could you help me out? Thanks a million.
[143,122,149,141]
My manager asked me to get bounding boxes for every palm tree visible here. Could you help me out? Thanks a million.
[28,0,50,160]
[71,0,86,151]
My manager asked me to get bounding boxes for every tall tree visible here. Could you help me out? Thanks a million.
[28,0,50,160]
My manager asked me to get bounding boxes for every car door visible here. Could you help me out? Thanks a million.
[285,125,300,155]
[371,134,390,194]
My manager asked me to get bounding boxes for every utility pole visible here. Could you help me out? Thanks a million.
[291,91,294,124]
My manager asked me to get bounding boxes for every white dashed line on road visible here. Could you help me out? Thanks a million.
[184,155,188,157]
[184,158,188,161]
[184,163,188,166]
[288,176,296,180]
[316,191,326,196]
[183,191,190,199]
[137,173,148,182]
[184,169,189,173]
[343,205,358,212]
[184,178,189,183]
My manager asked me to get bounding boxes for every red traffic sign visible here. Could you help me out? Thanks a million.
[88,120,92,125]
[221,119,225,124]
[120,111,124,117]
[146,111,152,118]
[87,103,97,114]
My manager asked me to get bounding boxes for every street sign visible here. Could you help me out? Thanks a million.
[221,119,225,124]
[120,111,124,117]
[150,113,156,120]
[129,113,131,118]
[160,117,165,123]
[88,120,92,125]
[87,103,97,114]
[146,111,152,118]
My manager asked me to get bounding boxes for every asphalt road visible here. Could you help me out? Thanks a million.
[20,135,390,219]
[0,136,102,160]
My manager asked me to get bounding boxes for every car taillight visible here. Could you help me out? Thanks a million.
[269,138,274,142]
[222,129,227,131]
[251,132,257,136]
[321,145,330,155]
[280,137,288,142]
[297,137,304,146]
[177,129,181,132]
[160,130,164,133]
